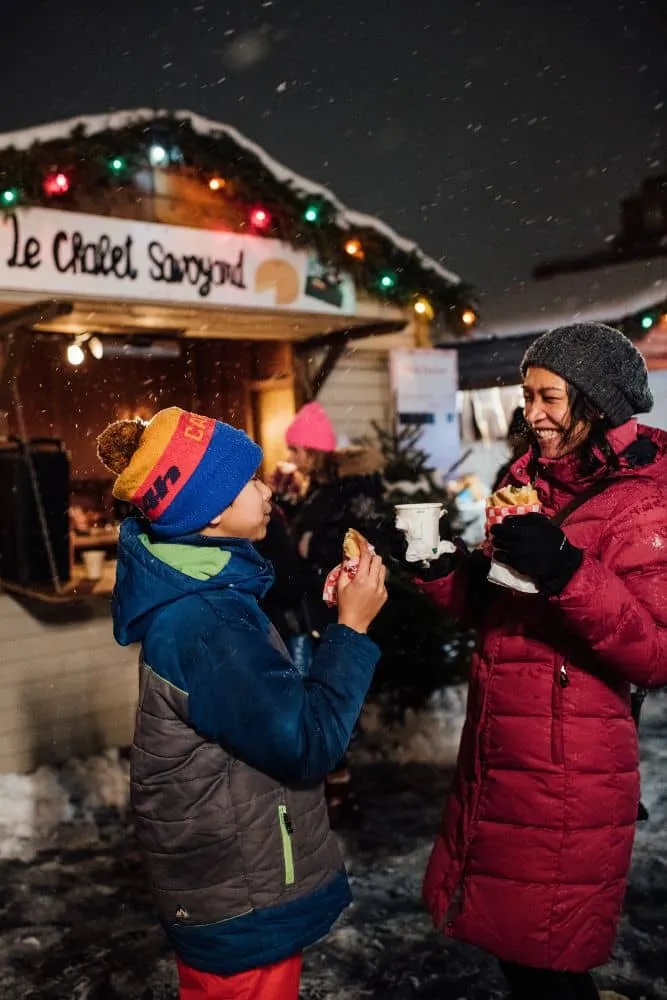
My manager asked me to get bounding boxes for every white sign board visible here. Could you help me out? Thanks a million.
[0,207,356,315]
[389,347,460,475]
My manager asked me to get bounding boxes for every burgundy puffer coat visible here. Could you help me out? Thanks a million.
[421,421,667,971]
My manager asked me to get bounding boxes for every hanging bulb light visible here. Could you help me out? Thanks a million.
[461,308,477,327]
[344,238,363,258]
[148,144,169,167]
[208,176,226,191]
[413,296,434,319]
[67,342,85,366]
[108,156,127,176]
[378,271,397,291]
[1,187,19,207]
[303,203,320,223]
[250,206,271,230]
[43,172,70,197]
[87,336,104,360]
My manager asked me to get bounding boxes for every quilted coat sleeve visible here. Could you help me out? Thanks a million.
[553,487,667,688]
[188,621,380,784]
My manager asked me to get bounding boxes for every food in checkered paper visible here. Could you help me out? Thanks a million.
[342,528,366,561]
[322,529,373,607]
[487,485,540,508]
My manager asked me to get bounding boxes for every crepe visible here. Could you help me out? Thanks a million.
[342,528,367,560]
[487,485,539,508]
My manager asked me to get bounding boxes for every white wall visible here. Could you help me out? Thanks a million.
[0,594,138,773]
[647,371,667,431]
[317,349,392,443]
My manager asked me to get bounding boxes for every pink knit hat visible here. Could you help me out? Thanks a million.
[285,401,337,451]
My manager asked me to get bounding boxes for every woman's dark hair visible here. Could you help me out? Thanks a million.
[527,383,619,479]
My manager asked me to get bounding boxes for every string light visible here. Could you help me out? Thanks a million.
[344,238,363,258]
[250,207,271,230]
[461,308,477,327]
[641,314,655,331]
[43,172,70,196]
[303,203,320,223]
[0,187,19,207]
[208,176,226,191]
[108,156,127,175]
[379,271,397,291]
[148,144,169,167]
[414,297,434,319]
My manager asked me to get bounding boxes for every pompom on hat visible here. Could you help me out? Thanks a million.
[521,322,653,428]
[285,401,336,452]
[97,407,262,538]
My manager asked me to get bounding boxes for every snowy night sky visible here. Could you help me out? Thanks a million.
[1,0,664,296]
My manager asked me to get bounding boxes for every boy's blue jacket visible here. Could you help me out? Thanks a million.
[113,518,380,975]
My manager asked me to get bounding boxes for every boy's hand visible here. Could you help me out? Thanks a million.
[337,543,387,633]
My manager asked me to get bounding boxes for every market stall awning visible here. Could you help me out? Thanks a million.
[0,294,406,349]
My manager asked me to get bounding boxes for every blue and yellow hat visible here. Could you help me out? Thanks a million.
[97,407,262,538]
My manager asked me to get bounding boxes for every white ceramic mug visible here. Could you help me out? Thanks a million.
[395,503,452,562]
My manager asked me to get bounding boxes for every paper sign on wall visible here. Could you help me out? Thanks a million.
[389,347,460,475]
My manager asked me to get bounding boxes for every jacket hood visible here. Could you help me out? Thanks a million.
[112,518,275,646]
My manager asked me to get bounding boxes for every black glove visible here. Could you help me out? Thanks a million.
[490,513,583,596]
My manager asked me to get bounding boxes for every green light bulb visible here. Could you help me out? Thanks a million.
[641,315,654,330]
[379,272,397,290]
[304,204,319,223]
[109,157,126,174]
[1,187,19,207]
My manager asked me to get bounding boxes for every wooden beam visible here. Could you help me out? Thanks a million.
[310,337,348,399]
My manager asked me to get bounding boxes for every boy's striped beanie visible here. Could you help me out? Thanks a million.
[97,407,262,538]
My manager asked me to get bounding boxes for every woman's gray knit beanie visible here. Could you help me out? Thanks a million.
[521,322,653,427]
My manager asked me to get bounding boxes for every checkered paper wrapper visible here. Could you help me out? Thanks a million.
[485,501,541,594]
[322,543,375,607]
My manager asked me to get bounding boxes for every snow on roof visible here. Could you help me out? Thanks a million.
[0,108,461,287]
[476,256,667,338]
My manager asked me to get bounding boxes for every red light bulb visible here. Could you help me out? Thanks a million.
[43,172,70,196]
[250,207,270,230]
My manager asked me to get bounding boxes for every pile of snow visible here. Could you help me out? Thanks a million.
[0,687,468,862]
[0,749,130,861]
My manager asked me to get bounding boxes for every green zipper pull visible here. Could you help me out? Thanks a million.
[278,804,295,886]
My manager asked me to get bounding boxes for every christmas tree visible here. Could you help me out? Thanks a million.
[364,421,473,718]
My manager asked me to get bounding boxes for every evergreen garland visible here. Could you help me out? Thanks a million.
[0,114,478,331]
[364,420,472,717]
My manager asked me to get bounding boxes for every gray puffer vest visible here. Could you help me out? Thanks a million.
[131,653,345,928]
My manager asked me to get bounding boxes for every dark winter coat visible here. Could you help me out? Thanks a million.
[420,421,667,971]
[289,446,391,632]
[112,519,380,975]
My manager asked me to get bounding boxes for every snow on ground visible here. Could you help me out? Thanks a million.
[0,689,664,999]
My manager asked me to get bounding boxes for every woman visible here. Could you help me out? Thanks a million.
[269,401,337,522]
[418,323,667,1000]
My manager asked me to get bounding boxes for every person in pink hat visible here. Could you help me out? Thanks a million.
[262,400,387,827]
[268,401,337,516]
[286,400,337,466]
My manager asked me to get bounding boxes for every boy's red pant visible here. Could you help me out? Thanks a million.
[176,955,302,1000]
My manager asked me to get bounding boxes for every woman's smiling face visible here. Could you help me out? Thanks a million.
[522,367,590,459]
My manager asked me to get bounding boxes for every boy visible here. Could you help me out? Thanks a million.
[97,406,387,1000]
